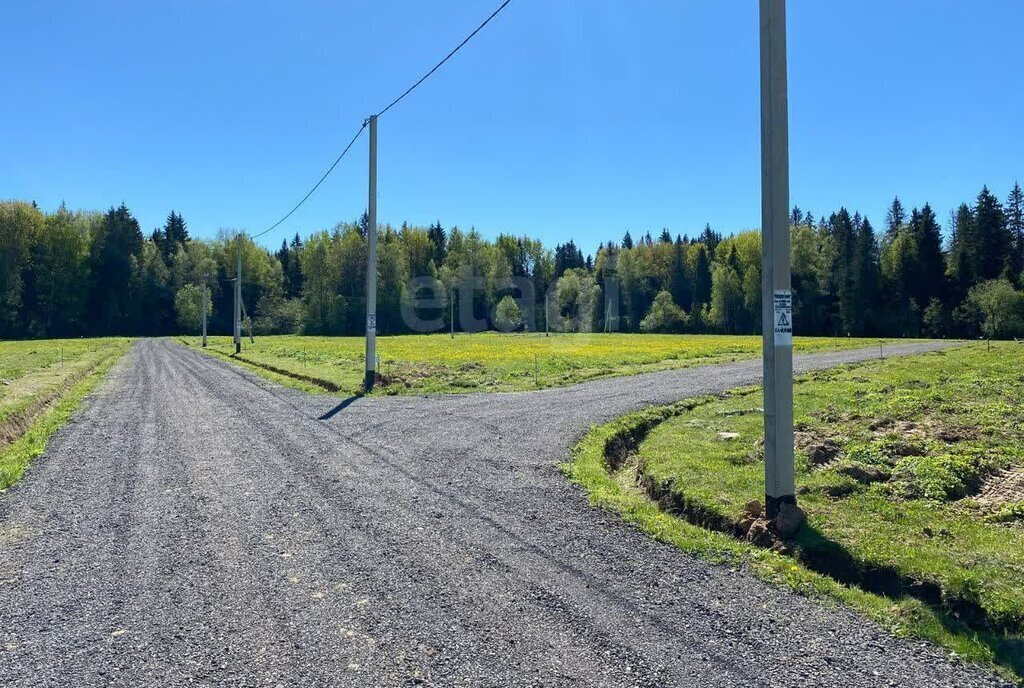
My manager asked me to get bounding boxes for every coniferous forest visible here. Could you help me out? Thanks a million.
[2,181,1023,340]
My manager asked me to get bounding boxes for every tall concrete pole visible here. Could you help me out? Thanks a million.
[234,244,242,355]
[201,275,208,348]
[760,0,794,518]
[364,115,378,392]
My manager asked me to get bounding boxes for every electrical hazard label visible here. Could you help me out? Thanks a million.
[366,313,377,333]
[773,290,792,346]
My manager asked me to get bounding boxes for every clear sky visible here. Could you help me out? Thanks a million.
[3,1,1022,255]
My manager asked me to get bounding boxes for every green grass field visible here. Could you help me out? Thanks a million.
[564,342,1023,679]
[186,333,901,395]
[0,338,131,489]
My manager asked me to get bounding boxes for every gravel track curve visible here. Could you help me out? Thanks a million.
[0,339,1009,687]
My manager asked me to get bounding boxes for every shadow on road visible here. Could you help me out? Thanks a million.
[317,396,361,420]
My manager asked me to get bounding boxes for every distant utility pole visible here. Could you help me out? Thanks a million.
[201,273,208,347]
[450,284,455,339]
[604,291,612,333]
[364,115,378,392]
[545,293,550,337]
[234,244,242,354]
[760,0,795,518]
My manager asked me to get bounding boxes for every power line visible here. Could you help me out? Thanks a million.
[375,0,514,119]
[252,122,367,240]
[254,0,513,241]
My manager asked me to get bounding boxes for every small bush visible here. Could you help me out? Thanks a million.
[845,442,890,466]
[891,453,981,500]
[494,295,524,332]
[640,291,688,334]
[986,502,1024,525]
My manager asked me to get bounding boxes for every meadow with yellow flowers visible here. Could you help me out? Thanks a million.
[188,332,894,396]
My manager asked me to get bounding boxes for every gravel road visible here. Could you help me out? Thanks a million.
[0,339,1010,687]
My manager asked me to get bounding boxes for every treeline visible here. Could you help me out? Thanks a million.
[1,181,1023,340]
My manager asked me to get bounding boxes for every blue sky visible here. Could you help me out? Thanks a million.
[2,1,1022,255]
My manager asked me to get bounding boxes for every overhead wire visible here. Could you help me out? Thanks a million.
[251,122,367,240]
[252,0,514,241]
[374,0,513,119]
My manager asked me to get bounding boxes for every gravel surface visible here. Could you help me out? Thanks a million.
[0,339,1010,687]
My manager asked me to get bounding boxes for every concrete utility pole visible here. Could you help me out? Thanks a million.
[201,274,208,348]
[450,284,455,339]
[234,244,242,354]
[760,0,795,518]
[605,291,612,333]
[364,115,378,392]
[545,293,550,337]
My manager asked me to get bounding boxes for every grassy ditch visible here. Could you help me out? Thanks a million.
[0,338,131,489]
[183,333,903,396]
[563,343,1023,681]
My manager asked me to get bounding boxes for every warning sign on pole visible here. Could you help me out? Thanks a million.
[773,289,792,346]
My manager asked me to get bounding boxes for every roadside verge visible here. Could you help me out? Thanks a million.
[562,348,1023,683]
[0,342,130,490]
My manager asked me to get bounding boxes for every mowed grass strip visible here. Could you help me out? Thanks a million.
[0,338,131,489]
[187,333,900,396]
[563,343,1022,678]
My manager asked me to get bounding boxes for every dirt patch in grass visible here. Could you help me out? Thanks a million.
[796,430,843,466]
[0,405,44,447]
[377,363,451,392]
[976,466,1024,514]
[871,418,980,446]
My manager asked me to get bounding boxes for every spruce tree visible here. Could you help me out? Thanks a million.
[285,234,303,298]
[851,217,880,335]
[884,197,906,242]
[668,242,691,311]
[698,224,721,253]
[427,221,447,267]
[909,203,945,308]
[277,238,290,283]
[88,204,144,333]
[830,209,858,334]
[1005,182,1024,280]
[162,211,189,258]
[725,244,742,278]
[948,203,976,299]
[554,241,585,277]
[622,231,633,249]
[974,186,1009,281]
[150,228,165,256]
[880,231,920,336]
[692,244,712,307]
